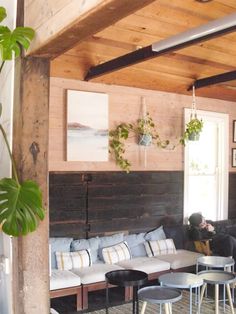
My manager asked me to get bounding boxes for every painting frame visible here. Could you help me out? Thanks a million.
[66,89,109,162]
[232,148,236,168]
[233,120,236,143]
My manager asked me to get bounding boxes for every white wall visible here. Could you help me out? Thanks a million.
[0,1,16,313]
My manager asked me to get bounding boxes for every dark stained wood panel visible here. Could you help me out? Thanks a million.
[49,171,184,237]
[49,172,87,237]
[228,172,236,219]
[49,171,236,238]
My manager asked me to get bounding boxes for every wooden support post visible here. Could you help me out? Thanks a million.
[12,57,50,314]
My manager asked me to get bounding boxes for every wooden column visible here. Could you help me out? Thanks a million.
[12,57,50,314]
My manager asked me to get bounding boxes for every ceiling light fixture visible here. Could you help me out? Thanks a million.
[152,12,236,52]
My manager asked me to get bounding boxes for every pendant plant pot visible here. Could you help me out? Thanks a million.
[139,134,152,146]
[188,132,200,141]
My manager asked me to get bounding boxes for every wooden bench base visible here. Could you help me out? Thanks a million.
[50,286,82,311]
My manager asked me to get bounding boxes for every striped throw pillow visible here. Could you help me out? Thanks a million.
[144,239,176,257]
[55,249,92,270]
[102,241,131,264]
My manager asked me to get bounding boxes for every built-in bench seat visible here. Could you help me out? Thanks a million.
[49,225,203,311]
[156,249,203,270]
[50,269,82,311]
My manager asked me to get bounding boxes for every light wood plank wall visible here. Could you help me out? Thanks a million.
[49,77,236,172]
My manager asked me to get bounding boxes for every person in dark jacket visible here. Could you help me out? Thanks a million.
[188,212,236,262]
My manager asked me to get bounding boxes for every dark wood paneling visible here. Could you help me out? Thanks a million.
[49,172,87,237]
[229,172,236,219]
[49,171,183,237]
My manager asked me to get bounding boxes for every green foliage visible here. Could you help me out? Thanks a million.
[0,6,44,237]
[180,117,203,145]
[0,26,35,60]
[0,179,45,236]
[0,6,35,61]
[0,7,7,23]
[109,113,170,172]
[109,123,133,173]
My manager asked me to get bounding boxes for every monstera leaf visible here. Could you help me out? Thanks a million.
[0,178,45,236]
[0,7,6,23]
[0,26,35,60]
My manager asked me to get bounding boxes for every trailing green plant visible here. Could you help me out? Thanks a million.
[0,6,45,236]
[136,112,170,148]
[109,113,170,172]
[180,116,203,145]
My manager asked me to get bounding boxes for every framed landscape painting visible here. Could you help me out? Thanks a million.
[67,90,109,161]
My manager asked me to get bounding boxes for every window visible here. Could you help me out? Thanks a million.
[184,109,229,222]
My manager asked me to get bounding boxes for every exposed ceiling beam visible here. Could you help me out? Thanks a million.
[25,0,156,58]
[188,70,236,90]
[85,12,236,81]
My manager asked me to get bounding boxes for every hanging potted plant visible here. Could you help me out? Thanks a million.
[137,112,154,146]
[109,112,170,172]
[180,86,203,145]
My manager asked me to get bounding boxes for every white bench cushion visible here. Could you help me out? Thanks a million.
[155,249,203,269]
[72,263,124,284]
[117,257,170,274]
[50,269,81,291]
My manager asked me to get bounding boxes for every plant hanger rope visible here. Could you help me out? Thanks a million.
[191,85,197,119]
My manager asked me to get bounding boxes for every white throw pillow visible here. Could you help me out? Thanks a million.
[102,241,131,264]
[55,249,92,270]
[144,239,176,257]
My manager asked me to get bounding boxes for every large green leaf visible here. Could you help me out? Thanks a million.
[0,26,35,60]
[0,7,6,23]
[0,178,45,236]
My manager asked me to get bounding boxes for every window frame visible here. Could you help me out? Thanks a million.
[183,108,229,222]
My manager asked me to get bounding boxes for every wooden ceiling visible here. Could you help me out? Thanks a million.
[51,0,236,101]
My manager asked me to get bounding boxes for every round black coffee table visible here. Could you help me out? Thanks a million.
[105,269,148,314]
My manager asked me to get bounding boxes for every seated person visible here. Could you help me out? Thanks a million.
[188,212,236,263]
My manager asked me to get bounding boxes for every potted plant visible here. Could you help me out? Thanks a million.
[109,113,170,172]
[137,112,154,146]
[0,6,45,236]
[180,115,203,145]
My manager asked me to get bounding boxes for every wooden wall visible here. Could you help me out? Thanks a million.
[49,77,236,236]
[49,77,236,172]
[49,171,236,237]
[49,171,184,237]
[229,173,236,220]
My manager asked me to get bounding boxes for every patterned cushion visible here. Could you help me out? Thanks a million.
[144,239,176,257]
[55,249,92,270]
[102,241,131,264]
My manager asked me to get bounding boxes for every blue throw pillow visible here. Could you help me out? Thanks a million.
[124,233,147,257]
[71,237,100,263]
[49,237,73,269]
[145,226,166,241]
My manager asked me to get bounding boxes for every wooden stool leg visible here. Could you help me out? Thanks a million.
[140,301,147,314]
[215,284,219,314]
[164,303,170,314]
[199,283,207,309]
[226,284,235,314]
